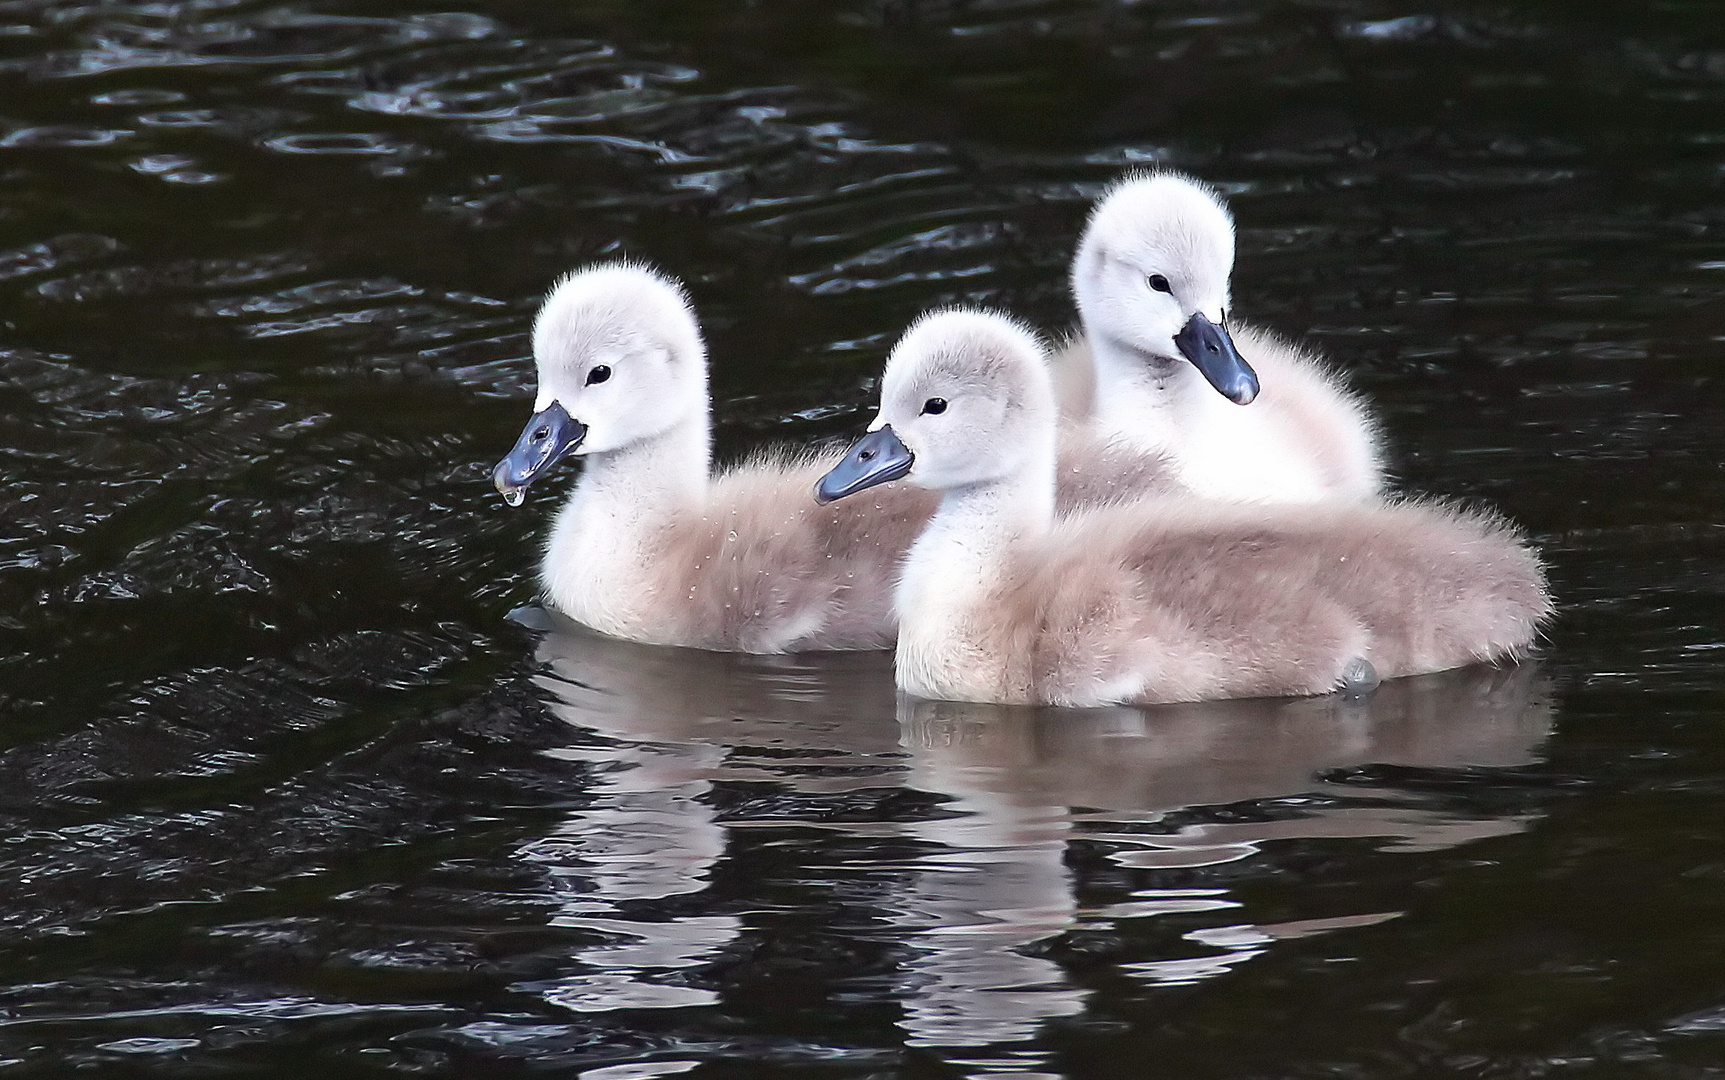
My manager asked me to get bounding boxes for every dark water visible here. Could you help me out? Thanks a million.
[3,0,1725,1075]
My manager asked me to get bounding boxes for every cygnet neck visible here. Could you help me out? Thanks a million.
[575,407,712,521]
[893,429,1055,666]
[1085,331,1207,455]
[916,434,1057,571]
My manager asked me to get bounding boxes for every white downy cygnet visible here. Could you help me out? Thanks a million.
[493,262,939,653]
[1058,171,1384,504]
[816,309,1550,706]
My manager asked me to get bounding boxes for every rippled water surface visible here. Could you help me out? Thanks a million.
[4,1,1725,1076]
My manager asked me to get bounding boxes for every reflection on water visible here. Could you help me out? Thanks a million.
[528,617,1551,1060]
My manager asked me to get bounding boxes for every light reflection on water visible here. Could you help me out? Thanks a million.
[526,617,1551,1058]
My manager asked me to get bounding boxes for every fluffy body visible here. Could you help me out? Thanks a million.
[895,495,1549,706]
[856,309,1550,706]
[1067,172,1384,503]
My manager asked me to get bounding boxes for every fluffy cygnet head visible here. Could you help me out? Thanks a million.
[1071,171,1258,405]
[816,309,1054,502]
[494,262,708,502]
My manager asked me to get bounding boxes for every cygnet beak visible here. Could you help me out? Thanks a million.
[493,401,587,506]
[814,425,915,504]
[1173,312,1259,405]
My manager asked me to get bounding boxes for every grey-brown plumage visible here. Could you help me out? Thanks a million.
[917,495,1550,706]
[830,308,1551,705]
[1053,423,1177,513]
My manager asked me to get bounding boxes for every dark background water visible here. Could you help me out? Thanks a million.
[3,0,1725,1076]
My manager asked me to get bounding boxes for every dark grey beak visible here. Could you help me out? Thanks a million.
[814,425,914,504]
[493,401,587,506]
[1173,312,1259,405]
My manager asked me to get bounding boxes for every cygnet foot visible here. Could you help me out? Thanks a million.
[1337,657,1380,699]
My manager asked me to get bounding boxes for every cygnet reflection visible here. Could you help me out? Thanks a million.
[519,614,1552,1056]
[901,663,1552,860]
[890,664,1549,1045]
[516,619,902,1014]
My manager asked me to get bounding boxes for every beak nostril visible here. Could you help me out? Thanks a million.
[533,427,550,440]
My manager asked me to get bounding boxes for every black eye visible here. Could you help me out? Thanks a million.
[586,365,611,385]
[1148,274,1172,294]
[921,397,948,415]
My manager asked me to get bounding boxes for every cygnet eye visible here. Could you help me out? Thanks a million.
[1147,274,1173,294]
[921,397,948,415]
[585,365,612,386]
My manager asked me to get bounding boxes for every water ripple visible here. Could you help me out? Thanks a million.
[0,125,132,148]
[0,234,120,282]
[32,252,317,302]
